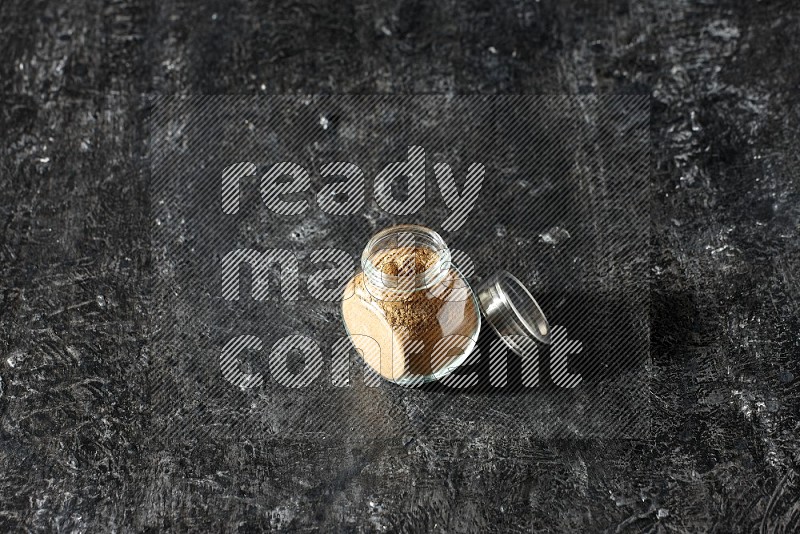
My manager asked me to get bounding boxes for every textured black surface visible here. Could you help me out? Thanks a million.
[1,0,799,532]
[148,95,650,443]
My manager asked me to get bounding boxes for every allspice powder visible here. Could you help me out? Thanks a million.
[373,247,442,334]
[341,246,478,381]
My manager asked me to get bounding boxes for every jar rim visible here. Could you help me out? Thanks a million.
[361,224,452,292]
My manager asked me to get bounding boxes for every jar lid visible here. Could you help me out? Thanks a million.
[475,271,551,354]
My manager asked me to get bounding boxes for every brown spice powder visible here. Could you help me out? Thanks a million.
[371,247,443,333]
[342,245,478,381]
[375,246,440,277]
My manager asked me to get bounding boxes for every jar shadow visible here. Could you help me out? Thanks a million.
[399,291,648,397]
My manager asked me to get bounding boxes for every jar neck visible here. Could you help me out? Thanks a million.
[361,225,452,295]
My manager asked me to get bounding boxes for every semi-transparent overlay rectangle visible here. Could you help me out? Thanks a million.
[149,95,650,443]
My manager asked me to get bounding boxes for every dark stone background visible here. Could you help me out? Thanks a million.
[148,95,650,443]
[0,0,798,532]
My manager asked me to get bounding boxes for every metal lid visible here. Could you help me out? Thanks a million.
[476,271,551,354]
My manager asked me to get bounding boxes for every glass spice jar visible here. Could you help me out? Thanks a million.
[342,224,552,386]
[341,224,481,385]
